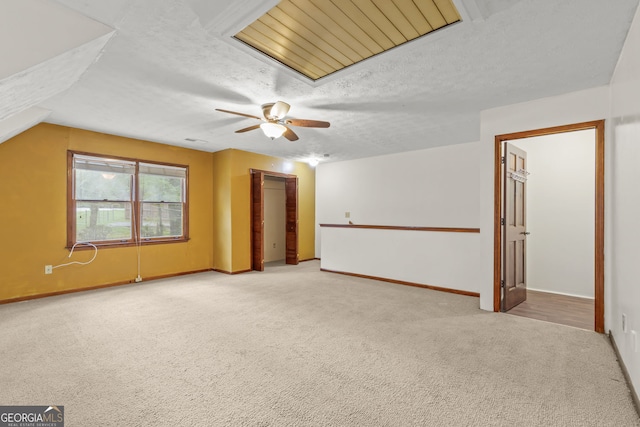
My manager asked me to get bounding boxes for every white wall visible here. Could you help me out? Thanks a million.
[317,142,482,294]
[609,2,640,398]
[263,177,286,262]
[512,130,595,298]
[316,142,480,229]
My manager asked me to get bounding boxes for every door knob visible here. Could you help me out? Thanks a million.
[520,231,531,235]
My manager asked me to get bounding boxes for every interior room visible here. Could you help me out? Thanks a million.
[503,130,596,330]
[1,0,639,425]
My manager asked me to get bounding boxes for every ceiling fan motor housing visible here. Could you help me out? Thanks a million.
[262,101,290,121]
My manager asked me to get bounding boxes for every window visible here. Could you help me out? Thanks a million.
[68,152,188,247]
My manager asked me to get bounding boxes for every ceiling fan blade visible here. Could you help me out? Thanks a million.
[235,124,261,133]
[215,108,262,120]
[283,126,299,141]
[271,101,290,120]
[285,119,330,128]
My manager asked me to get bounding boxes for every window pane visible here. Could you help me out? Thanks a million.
[140,174,184,202]
[76,202,132,242]
[139,163,186,178]
[140,203,183,238]
[74,155,136,174]
[75,169,131,201]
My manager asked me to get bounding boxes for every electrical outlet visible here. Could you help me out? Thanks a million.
[622,313,628,333]
[345,211,350,218]
[44,265,52,275]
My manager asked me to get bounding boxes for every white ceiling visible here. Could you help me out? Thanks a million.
[1,0,638,163]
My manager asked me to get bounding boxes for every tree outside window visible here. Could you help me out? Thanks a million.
[68,152,188,248]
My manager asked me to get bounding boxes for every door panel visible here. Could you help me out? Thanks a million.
[251,172,264,271]
[285,177,298,265]
[503,143,528,311]
[252,171,299,270]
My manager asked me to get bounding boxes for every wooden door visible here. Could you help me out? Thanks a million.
[285,177,298,265]
[503,143,528,311]
[251,171,264,271]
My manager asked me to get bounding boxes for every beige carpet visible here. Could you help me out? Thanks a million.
[0,261,638,426]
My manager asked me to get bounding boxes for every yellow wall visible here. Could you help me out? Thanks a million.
[211,149,232,271]
[212,149,316,273]
[0,125,316,300]
[0,124,213,301]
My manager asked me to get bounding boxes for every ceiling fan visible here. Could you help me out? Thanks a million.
[215,101,330,141]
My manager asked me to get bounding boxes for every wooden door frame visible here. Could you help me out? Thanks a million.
[251,171,265,271]
[250,169,299,271]
[493,120,605,333]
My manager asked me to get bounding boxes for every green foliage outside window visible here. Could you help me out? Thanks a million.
[70,153,187,245]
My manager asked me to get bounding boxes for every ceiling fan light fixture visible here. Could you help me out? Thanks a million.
[216,102,329,142]
[260,122,287,139]
[270,101,290,120]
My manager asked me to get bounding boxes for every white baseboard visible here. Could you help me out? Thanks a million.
[609,332,640,417]
[527,287,594,300]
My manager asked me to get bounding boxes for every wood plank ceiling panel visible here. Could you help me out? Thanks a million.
[393,0,434,34]
[235,28,325,79]
[234,0,461,80]
[371,0,420,40]
[309,0,383,55]
[352,0,407,45]
[266,7,353,66]
[416,0,449,29]
[277,2,363,62]
[292,0,373,58]
[330,1,394,50]
[257,15,343,71]
[243,21,334,74]
[434,0,462,23]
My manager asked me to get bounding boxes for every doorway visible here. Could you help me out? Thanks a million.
[250,169,299,271]
[263,176,287,265]
[493,120,605,333]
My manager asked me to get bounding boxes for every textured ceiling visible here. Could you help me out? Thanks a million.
[1,0,639,164]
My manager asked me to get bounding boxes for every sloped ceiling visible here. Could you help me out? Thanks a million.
[0,0,113,142]
[1,0,638,163]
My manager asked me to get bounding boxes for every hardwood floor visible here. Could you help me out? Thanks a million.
[506,290,594,331]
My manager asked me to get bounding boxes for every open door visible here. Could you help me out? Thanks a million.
[285,177,298,265]
[251,171,264,271]
[251,170,298,270]
[503,143,528,311]
[494,120,605,332]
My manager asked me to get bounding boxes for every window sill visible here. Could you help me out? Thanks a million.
[66,238,189,250]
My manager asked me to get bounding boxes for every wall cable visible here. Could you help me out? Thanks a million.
[132,174,142,282]
[52,242,98,270]
[133,207,142,281]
